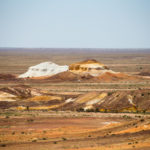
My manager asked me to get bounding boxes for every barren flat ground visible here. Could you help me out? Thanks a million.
[0,48,150,150]
[0,111,150,150]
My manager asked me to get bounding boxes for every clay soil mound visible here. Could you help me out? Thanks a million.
[31,71,139,83]
[44,71,95,82]
[97,72,137,82]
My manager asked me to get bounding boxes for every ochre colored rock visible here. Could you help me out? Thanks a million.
[69,59,110,76]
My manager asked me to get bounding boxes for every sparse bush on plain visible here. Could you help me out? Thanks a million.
[32,139,37,142]
[1,144,6,147]
[43,130,47,133]
[62,137,67,141]
[122,115,131,119]
[5,115,10,119]
[140,119,144,122]
[76,107,84,112]
[27,118,34,122]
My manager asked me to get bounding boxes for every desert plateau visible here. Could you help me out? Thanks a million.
[0,48,150,150]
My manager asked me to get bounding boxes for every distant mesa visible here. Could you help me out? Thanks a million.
[46,59,137,82]
[18,59,115,79]
[18,62,68,78]
[69,59,114,76]
[18,59,138,82]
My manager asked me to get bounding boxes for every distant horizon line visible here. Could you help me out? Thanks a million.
[0,47,150,50]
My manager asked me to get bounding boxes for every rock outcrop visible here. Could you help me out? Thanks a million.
[18,59,140,82]
[0,85,32,98]
[1,86,150,113]
[69,59,114,76]
[19,62,68,78]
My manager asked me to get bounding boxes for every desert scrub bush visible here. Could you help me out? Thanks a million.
[32,139,37,142]
[86,109,95,112]
[76,107,84,112]
[21,131,25,134]
[142,110,146,114]
[1,144,6,147]
[140,119,144,122]
[108,92,113,96]
[5,115,10,119]
[26,106,30,111]
[104,109,108,113]
[111,134,116,136]
[111,110,118,113]
[141,93,144,96]
[62,137,67,141]
[53,141,57,144]
[32,138,37,142]
[95,108,99,112]
[27,118,34,122]
[135,115,141,118]
[122,115,131,119]
[43,130,47,133]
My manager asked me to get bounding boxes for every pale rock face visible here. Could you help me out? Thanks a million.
[69,59,115,77]
[0,91,17,102]
[19,62,68,78]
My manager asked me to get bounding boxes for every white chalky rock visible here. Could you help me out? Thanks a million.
[19,62,68,78]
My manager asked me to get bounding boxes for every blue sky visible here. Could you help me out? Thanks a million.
[0,0,150,48]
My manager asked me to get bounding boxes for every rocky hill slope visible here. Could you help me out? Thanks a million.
[0,60,147,83]
[19,62,68,78]
[18,59,132,82]
[0,85,150,113]
[43,60,140,82]
[69,59,110,76]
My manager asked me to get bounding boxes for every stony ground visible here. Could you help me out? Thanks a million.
[0,111,150,150]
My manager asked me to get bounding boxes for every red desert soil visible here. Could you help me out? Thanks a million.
[33,71,140,82]
[0,111,150,150]
[96,72,135,81]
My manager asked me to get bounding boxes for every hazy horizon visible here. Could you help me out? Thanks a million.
[0,47,150,51]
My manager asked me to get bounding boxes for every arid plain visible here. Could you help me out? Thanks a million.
[0,48,150,150]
